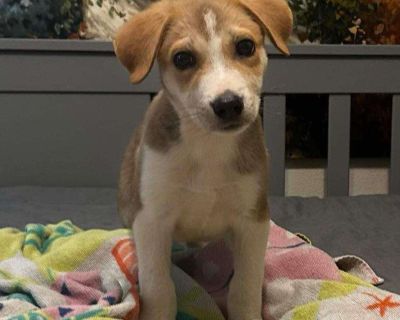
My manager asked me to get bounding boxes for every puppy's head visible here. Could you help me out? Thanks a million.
[114,0,292,133]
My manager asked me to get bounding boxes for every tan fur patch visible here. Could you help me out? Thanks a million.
[118,91,181,226]
[234,116,266,174]
[236,0,293,55]
[113,1,170,83]
[144,92,181,152]
[234,116,269,221]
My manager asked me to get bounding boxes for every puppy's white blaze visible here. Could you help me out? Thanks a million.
[204,9,217,38]
[201,67,246,98]
[203,10,247,100]
[204,9,225,69]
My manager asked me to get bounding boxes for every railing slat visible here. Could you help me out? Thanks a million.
[327,95,351,196]
[263,95,286,196]
[390,95,400,194]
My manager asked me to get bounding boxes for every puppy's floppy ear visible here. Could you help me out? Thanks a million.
[238,0,293,55]
[113,2,170,83]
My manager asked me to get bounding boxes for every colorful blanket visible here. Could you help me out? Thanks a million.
[0,220,399,320]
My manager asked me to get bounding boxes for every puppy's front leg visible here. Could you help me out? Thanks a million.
[133,211,176,320]
[227,215,269,320]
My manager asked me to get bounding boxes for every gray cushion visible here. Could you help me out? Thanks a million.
[0,187,399,293]
[0,186,122,229]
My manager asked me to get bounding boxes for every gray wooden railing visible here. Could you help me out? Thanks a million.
[1,39,400,196]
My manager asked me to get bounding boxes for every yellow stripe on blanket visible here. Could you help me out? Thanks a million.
[0,220,225,320]
[0,228,25,260]
[1,221,128,272]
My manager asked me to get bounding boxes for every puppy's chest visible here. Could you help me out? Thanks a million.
[142,144,259,241]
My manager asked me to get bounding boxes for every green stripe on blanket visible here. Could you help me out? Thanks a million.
[0,221,224,320]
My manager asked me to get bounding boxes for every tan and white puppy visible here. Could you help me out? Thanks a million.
[114,1,292,319]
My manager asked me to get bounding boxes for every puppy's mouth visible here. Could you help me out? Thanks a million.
[221,122,242,131]
[213,120,248,133]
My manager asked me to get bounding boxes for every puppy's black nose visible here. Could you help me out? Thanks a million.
[211,90,244,121]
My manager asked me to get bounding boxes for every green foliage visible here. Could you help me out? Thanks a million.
[0,0,83,38]
[288,0,378,44]
[88,0,136,18]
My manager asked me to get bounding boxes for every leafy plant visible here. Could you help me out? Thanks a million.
[288,0,379,44]
[88,0,149,18]
[0,0,83,38]
[365,0,400,44]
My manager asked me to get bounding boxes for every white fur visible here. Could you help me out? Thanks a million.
[201,10,258,125]
[204,9,224,69]
[140,123,259,242]
[135,121,267,319]
[134,9,269,320]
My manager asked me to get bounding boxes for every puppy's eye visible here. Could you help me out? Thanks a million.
[236,39,255,57]
[173,51,196,70]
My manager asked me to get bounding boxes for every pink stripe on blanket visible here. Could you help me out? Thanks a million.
[51,271,104,305]
[265,222,341,282]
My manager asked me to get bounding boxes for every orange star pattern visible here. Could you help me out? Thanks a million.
[364,292,400,317]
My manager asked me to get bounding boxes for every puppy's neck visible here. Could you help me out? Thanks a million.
[145,90,265,177]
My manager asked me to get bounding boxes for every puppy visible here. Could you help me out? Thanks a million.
[114,1,292,319]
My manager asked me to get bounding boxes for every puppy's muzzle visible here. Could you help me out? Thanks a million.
[211,90,244,127]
